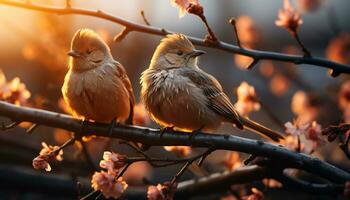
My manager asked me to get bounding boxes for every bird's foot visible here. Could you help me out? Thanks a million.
[108,117,119,136]
[80,119,89,136]
[189,125,204,143]
[160,126,174,138]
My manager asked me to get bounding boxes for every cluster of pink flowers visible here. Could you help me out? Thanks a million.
[0,69,31,106]
[91,172,128,199]
[234,82,261,117]
[147,182,177,200]
[283,120,325,152]
[275,0,303,33]
[91,151,128,199]
[32,142,63,172]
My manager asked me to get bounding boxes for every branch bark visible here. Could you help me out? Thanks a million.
[0,101,349,184]
[0,165,342,198]
[0,0,350,75]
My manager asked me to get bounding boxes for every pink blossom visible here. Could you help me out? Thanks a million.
[99,151,127,172]
[284,121,309,136]
[39,142,63,161]
[234,82,260,116]
[147,185,163,200]
[32,156,51,171]
[32,142,63,171]
[91,171,128,199]
[147,182,176,200]
[170,0,199,18]
[275,0,303,32]
[305,121,325,145]
[0,70,31,106]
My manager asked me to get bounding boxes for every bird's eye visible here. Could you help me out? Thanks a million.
[176,50,183,56]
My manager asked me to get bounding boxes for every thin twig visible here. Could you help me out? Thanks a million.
[140,10,150,25]
[56,136,76,153]
[291,31,311,57]
[229,17,241,48]
[244,154,257,165]
[113,27,131,42]
[297,135,301,153]
[170,161,193,186]
[80,190,99,200]
[26,123,38,134]
[1,121,20,130]
[66,0,71,8]
[1,1,349,74]
[247,58,259,70]
[197,148,215,166]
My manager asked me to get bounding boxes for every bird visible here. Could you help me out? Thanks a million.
[62,28,135,125]
[140,34,284,141]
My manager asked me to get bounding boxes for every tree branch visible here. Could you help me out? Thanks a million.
[0,0,350,75]
[0,101,349,184]
[0,164,342,198]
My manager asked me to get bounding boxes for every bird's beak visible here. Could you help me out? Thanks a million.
[67,51,81,58]
[189,49,206,58]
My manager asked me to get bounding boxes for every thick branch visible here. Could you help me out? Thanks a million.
[1,1,350,74]
[0,165,342,198]
[0,101,349,183]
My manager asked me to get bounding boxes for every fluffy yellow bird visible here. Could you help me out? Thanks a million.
[141,34,284,141]
[62,29,134,125]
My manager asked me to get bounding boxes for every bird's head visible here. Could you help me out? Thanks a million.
[150,34,205,69]
[68,28,112,72]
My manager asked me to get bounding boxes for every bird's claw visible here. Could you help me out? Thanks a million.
[160,126,174,138]
[108,118,119,136]
[189,125,204,143]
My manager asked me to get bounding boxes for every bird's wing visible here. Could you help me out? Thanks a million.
[115,62,135,125]
[181,69,243,129]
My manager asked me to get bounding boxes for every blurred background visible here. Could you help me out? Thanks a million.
[0,0,349,199]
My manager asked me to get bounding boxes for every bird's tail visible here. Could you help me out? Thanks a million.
[240,117,285,142]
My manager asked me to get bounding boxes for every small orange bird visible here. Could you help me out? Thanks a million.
[62,29,135,125]
[140,34,284,141]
